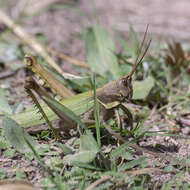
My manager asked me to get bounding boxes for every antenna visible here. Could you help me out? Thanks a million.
[128,25,152,78]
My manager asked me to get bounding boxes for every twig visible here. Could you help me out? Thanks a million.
[123,167,172,177]
[48,47,88,68]
[177,118,190,127]
[0,70,15,79]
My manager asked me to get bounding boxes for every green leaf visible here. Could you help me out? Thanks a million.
[84,25,120,78]
[0,169,7,179]
[2,117,38,153]
[118,157,147,171]
[164,165,173,172]
[128,24,140,59]
[110,141,132,159]
[3,149,15,158]
[64,150,97,164]
[0,139,10,149]
[115,25,140,59]
[64,134,99,164]
[12,103,24,114]
[42,95,101,161]
[58,144,74,155]
[80,134,99,152]
[0,89,12,114]
[133,76,154,100]
[114,29,129,53]
[16,170,26,178]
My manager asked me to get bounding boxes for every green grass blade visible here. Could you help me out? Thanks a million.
[71,161,103,171]
[92,74,101,147]
[118,157,147,171]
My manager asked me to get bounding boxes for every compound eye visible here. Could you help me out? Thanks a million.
[24,56,33,67]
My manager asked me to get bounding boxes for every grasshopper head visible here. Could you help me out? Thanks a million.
[24,54,37,73]
[117,76,133,102]
[24,54,34,66]
[24,54,40,75]
[97,75,133,104]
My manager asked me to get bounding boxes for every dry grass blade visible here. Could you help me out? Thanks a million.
[0,179,37,190]
[124,168,169,177]
[164,42,190,76]
[85,168,167,190]
[48,47,88,68]
[85,176,111,190]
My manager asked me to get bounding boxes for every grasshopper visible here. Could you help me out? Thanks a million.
[23,26,151,134]
[7,27,190,167]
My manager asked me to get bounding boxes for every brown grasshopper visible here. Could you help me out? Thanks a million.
[24,26,151,134]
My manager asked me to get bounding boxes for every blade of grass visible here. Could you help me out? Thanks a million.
[92,73,101,147]
[118,157,147,171]
[168,65,173,102]
[91,73,110,170]
[71,161,103,171]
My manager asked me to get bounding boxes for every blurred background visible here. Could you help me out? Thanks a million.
[0,0,189,62]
